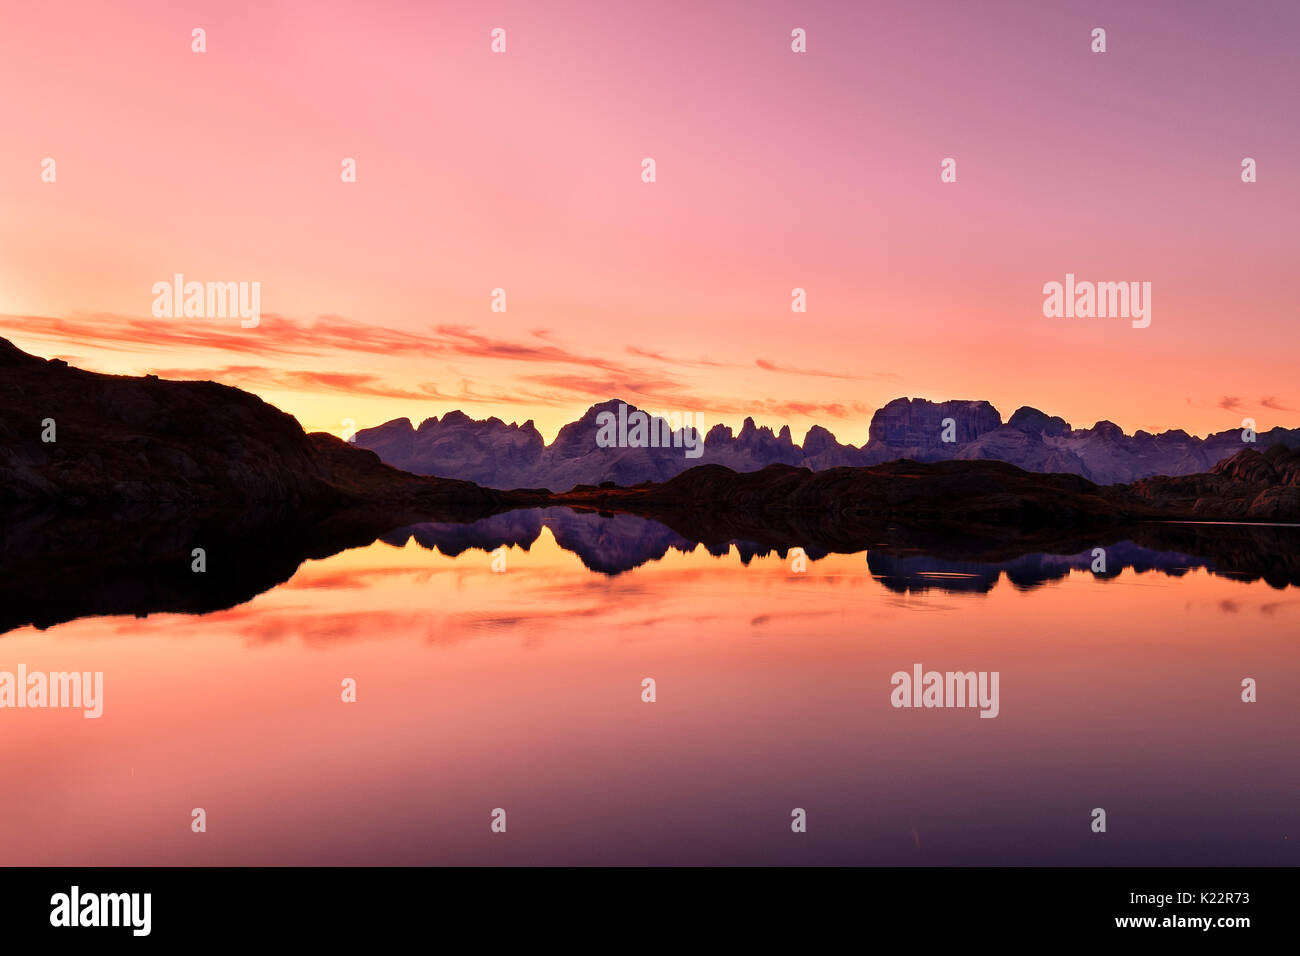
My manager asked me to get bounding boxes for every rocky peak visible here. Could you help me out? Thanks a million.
[439,409,473,426]
[704,423,734,447]
[1008,405,1071,437]
[802,424,837,458]
[869,398,1002,447]
[1090,421,1124,441]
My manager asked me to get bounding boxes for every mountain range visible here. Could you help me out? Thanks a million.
[3,333,1299,633]
[3,335,1297,530]
[356,398,1299,490]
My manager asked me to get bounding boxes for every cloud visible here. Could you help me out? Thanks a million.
[754,399,871,421]
[164,364,876,429]
[1259,396,1297,412]
[1185,394,1298,420]
[147,365,438,400]
[626,345,727,368]
[1,312,450,360]
[518,372,690,401]
[756,358,896,381]
[3,311,884,433]
[432,324,643,375]
[410,378,610,410]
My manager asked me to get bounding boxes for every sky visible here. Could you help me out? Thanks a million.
[1,0,1297,442]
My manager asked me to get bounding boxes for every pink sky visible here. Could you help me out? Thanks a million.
[1,0,1297,441]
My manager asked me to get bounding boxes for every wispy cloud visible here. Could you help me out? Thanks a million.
[758,400,871,421]
[1,312,446,360]
[432,324,643,375]
[1184,394,1297,419]
[757,358,897,381]
[1259,396,1297,412]
[626,345,728,368]
[147,365,439,401]
[2,312,886,431]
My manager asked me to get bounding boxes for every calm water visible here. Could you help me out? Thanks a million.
[2,509,1296,865]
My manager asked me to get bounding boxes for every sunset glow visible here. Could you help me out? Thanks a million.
[2,0,1296,441]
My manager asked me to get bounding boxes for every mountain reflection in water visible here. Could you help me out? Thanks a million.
[3,507,1298,634]
[1,507,1297,866]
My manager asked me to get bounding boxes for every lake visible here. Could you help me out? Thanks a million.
[1,509,1296,865]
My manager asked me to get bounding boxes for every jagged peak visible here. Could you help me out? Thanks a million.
[802,424,838,456]
[704,423,733,445]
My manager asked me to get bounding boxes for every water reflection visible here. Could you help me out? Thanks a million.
[386,508,1293,589]
[3,507,1298,634]
[1,509,1296,866]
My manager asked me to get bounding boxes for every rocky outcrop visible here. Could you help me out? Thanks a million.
[866,398,1002,452]
[549,448,1300,536]
[571,460,1140,530]
[1126,445,1300,521]
[357,412,546,489]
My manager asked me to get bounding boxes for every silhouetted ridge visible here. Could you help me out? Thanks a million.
[0,336,507,513]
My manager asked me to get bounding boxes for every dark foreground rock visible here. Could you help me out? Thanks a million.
[0,336,514,515]
[546,447,1300,536]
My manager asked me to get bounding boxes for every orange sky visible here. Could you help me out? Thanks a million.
[2,0,1297,442]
